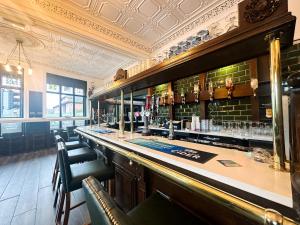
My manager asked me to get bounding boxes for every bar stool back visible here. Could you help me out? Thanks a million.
[56,145,114,225]
[52,136,96,191]
[83,176,210,225]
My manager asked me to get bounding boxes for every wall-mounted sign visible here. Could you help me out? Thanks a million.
[29,91,43,118]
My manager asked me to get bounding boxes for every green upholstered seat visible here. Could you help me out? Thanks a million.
[83,176,210,225]
[83,177,133,225]
[54,134,89,150]
[65,141,87,150]
[67,147,97,164]
[58,148,114,193]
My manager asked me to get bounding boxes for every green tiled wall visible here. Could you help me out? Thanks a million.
[206,61,250,88]
[153,83,169,120]
[282,43,300,80]
[152,61,252,121]
[205,61,252,121]
[173,75,199,96]
[207,98,252,121]
[174,75,200,120]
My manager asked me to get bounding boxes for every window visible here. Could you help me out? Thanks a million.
[0,68,23,135]
[46,73,87,128]
[46,93,60,117]
[1,123,22,134]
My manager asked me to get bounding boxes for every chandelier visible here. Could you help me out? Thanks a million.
[4,39,33,75]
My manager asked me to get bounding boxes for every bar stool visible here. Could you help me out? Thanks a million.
[83,176,210,225]
[54,133,89,150]
[66,126,80,142]
[56,145,114,225]
[51,135,95,191]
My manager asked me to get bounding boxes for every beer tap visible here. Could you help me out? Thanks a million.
[194,83,199,103]
[181,88,186,104]
[170,91,174,105]
[225,77,234,99]
[208,81,214,101]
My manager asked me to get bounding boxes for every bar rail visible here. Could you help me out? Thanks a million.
[75,128,299,225]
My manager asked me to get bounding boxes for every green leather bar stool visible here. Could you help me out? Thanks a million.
[56,145,114,225]
[52,135,93,190]
[54,134,89,150]
[83,176,210,225]
[66,126,80,142]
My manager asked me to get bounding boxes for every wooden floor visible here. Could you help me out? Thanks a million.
[0,149,90,225]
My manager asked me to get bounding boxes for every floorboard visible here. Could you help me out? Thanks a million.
[0,149,91,225]
[0,196,18,225]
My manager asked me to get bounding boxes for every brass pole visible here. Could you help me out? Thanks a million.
[97,100,100,127]
[120,89,125,134]
[89,99,92,128]
[269,34,285,170]
[130,91,134,133]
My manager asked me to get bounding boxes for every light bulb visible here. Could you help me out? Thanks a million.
[17,64,22,70]
[28,68,33,75]
[17,69,22,75]
[4,64,11,72]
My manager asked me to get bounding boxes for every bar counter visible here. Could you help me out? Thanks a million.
[76,126,292,210]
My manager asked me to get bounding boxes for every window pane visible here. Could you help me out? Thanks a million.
[2,76,21,88]
[1,88,21,117]
[62,120,73,129]
[50,121,60,130]
[75,120,85,126]
[47,93,60,117]
[75,96,84,117]
[75,88,84,96]
[47,84,59,93]
[1,123,22,134]
[62,86,73,94]
[61,95,74,117]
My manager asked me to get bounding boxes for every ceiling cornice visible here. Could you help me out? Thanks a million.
[151,0,242,51]
[0,0,151,57]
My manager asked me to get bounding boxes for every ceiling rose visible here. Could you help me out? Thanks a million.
[0,26,45,49]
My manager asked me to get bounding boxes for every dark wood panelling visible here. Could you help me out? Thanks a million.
[112,152,146,212]
[147,171,258,225]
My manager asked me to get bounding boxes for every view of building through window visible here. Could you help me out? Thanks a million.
[0,71,23,134]
[46,74,87,129]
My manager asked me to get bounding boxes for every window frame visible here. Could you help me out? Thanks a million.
[0,68,24,135]
[46,74,87,129]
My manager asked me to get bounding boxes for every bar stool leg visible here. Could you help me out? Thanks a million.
[56,189,65,225]
[52,157,59,190]
[63,192,71,225]
[54,177,61,208]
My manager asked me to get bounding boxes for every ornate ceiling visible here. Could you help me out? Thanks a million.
[0,24,137,78]
[67,0,219,46]
[0,0,240,79]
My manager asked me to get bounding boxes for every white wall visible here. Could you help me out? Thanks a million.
[22,64,103,118]
[289,0,300,41]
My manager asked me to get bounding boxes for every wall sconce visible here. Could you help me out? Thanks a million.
[250,78,258,96]
[208,81,214,101]
[180,88,186,104]
[170,91,174,105]
[161,91,168,106]
[194,83,199,103]
[225,77,234,99]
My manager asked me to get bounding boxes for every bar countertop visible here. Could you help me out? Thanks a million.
[76,126,292,209]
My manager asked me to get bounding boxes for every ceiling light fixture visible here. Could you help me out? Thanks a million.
[4,39,33,75]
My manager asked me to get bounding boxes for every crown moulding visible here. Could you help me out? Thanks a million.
[0,0,151,58]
